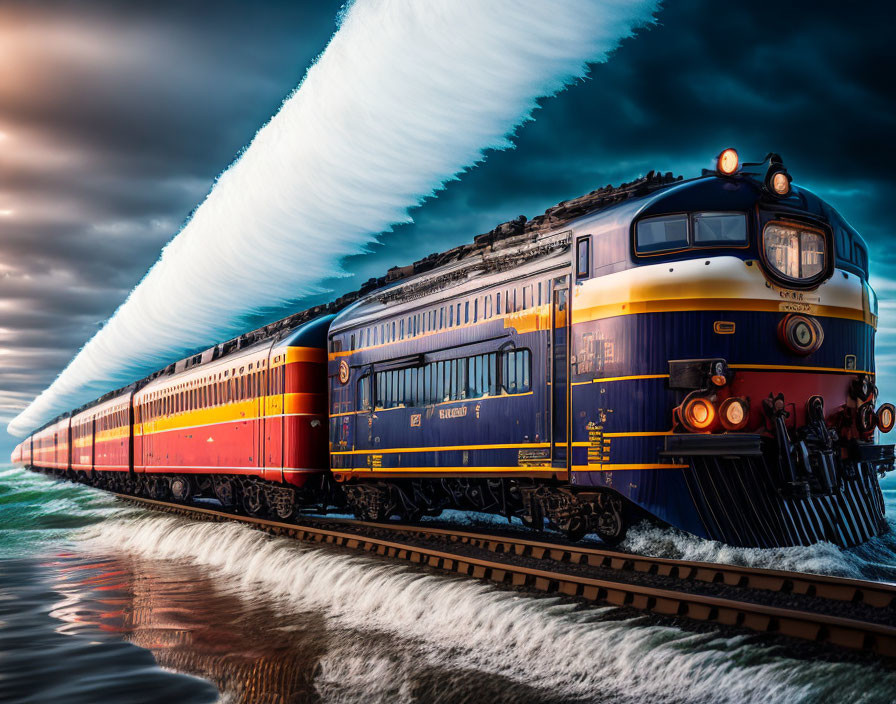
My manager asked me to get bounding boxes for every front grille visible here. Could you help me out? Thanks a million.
[683,455,887,548]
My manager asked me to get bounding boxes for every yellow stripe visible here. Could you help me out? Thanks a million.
[138,392,323,435]
[278,347,327,366]
[730,364,873,375]
[331,442,551,456]
[571,374,669,387]
[570,431,672,446]
[327,294,873,363]
[569,365,871,389]
[572,463,688,471]
[572,298,872,327]
[336,466,557,474]
[95,428,128,443]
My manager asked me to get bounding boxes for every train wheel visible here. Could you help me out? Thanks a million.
[241,482,267,518]
[594,495,627,546]
[267,487,297,521]
[214,477,236,508]
[170,475,192,503]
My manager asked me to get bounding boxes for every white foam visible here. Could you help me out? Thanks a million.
[75,514,896,702]
[620,519,896,583]
[9,0,659,436]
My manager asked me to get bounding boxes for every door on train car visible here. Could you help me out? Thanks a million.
[264,354,285,479]
[551,275,570,468]
[355,367,373,462]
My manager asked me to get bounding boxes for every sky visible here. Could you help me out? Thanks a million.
[1,0,894,456]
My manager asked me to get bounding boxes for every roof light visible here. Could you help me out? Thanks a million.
[717,148,739,175]
[771,170,791,196]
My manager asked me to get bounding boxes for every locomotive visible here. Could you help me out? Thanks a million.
[13,149,895,548]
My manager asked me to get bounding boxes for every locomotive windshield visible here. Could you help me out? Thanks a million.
[762,222,826,281]
[635,212,747,254]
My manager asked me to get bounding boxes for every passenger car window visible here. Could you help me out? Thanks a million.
[358,374,371,411]
[636,215,688,253]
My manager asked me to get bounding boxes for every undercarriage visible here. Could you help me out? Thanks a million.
[31,467,631,544]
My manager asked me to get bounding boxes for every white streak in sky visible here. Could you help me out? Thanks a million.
[9,0,658,436]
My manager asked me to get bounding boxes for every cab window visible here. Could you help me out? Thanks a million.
[636,212,747,254]
[636,215,688,253]
[693,213,747,245]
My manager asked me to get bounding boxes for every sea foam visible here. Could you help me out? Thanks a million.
[76,513,896,702]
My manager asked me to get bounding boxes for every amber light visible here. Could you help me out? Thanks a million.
[771,171,791,196]
[717,148,739,175]
[877,403,895,433]
[682,397,716,432]
[719,397,750,431]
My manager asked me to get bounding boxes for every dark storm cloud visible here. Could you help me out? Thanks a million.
[2,0,894,454]
[0,0,343,453]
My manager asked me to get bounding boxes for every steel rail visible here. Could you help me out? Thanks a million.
[117,494,896,659]
[329,518,896,608]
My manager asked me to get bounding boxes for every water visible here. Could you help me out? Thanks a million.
[3,465,896,703]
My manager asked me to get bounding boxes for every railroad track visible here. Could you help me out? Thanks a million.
[116,493,896,660]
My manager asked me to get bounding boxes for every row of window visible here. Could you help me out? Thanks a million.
[74,408,129,434]
[357,349,531,410]
[636,212,748,254]
[335,279,554,353]
[136,366,284,422]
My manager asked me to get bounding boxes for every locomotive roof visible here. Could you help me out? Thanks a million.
[326,172,857,332]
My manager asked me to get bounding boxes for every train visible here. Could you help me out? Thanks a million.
[12,149,895,548]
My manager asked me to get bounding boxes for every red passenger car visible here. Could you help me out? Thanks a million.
[130,316,332,515]
[31,418,70,471]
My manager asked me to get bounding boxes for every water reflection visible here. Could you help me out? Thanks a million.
[46,551,561,704]
[49,554,329,703]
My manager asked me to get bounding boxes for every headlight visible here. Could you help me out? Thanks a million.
[680,397,716,432]
[719,397,750,431]
[762,222,826,281]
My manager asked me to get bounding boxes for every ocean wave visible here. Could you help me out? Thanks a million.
[75,512,896,703]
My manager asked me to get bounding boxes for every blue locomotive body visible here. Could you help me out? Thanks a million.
[327,156,893,547]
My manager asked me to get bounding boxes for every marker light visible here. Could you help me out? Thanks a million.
[719,397,750,431]
[771,171,791,196]
[877,403,896,433]
[710,360,728,387]
[717,148,739,175]
[681,397,716,432]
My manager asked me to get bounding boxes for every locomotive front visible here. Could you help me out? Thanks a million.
[570,150,893,548]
